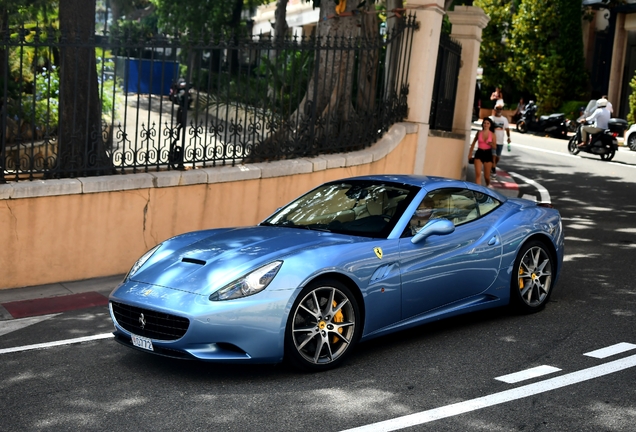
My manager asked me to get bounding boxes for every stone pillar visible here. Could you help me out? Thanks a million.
[608,12,626,116]
[447,6,490,176]
[404,0,445,175]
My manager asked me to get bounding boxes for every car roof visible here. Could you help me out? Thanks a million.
[334,174,508,202]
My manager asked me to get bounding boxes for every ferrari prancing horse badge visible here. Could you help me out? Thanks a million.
[373,247,383,259]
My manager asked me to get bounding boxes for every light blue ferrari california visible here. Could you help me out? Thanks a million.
[109,175,564,371]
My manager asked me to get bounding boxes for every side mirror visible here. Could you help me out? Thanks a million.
[411,219,455,244]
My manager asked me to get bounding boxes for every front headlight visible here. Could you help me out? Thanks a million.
[209,261,282,301]
[125,244,161,281]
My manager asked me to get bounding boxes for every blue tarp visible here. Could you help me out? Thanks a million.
[124,59,179,96]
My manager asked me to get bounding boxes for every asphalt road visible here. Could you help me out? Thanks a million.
[1,131,636,431]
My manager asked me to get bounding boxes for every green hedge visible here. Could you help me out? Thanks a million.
[557,100,588,120]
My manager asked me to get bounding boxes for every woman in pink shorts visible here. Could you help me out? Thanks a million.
[468,117,497,186]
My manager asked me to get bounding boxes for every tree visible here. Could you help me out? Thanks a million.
[503,0,586,112]
[472,0,514,99]
[57,0,111,175]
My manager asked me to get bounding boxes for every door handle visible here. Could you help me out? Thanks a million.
[488,236,498,246]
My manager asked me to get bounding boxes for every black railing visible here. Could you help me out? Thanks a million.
[429,32,462,132]
[0,15,417,182]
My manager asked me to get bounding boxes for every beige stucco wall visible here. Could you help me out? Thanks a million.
[422,133,467,179]
[0,124,424,290]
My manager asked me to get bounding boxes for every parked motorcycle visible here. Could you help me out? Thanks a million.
[168,78,192,170]
[516,100,570,138]
[567,100,627,161]
[169,78,193,128]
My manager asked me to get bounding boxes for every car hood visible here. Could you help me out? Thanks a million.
[129,226,358,294]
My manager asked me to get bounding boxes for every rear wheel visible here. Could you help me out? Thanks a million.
[516,120,528,134]
[510,240,555,313]
[628,133,636,151]
[567,136,580,155]
[285,279,361,371]
[600,149,615,161]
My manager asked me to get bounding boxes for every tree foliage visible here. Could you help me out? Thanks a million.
[627,73,636,125]
[150,0,264,37]
[472,0,513,92]
[476,0,586,113]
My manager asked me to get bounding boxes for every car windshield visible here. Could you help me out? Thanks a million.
[261,180,420,238]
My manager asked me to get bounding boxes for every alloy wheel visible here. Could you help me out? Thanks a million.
[287,281,359,370]
[512,241,554,313]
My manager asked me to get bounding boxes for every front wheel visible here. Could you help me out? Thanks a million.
[510,240,555,313]
[567,136,580,155]
[516,120,528,134]
[628,133,636,151]
[285,279,361,371]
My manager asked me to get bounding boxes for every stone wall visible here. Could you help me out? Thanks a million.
[0,122,430,290]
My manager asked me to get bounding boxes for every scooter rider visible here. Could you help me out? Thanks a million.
[578,98,611,147]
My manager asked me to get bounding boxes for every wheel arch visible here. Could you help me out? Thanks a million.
[520,233,559,278]
[305,272,366,331]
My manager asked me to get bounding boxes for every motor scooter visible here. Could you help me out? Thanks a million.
[168,78,192,170]
[567,100,627,161]
[516,100,569,138]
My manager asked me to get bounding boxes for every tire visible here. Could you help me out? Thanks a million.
[510,240,555,314]
[516,120,528,134]
[601,149,615,161]
[567,136,580,155]
[628,133,636,151]
[285,279,361,371]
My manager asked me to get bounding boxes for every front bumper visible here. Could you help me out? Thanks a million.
[109,281,295,364]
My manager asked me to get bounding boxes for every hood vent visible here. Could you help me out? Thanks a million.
[181,257,206,266]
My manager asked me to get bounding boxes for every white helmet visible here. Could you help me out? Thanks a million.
[597,98,608,108]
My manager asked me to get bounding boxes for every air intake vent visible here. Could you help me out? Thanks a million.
[182,257,206,265]
[110,302,189,341]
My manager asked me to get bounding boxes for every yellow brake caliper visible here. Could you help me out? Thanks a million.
[519,267,524,290]
[332,300,344,343]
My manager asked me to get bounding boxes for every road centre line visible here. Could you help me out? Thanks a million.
[584,342,636,359]
[0,333,113,355]
[495,365,561,384]
[340,354,636,432]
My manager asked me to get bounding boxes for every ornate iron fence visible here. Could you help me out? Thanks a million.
[0,15,417,182]
[429,32,462,132]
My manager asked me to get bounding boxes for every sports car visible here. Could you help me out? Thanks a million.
[109,175,564,371]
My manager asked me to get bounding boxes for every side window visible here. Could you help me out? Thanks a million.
[406,188,484,236]
[474,191,501,217]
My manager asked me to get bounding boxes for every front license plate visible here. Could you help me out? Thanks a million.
[131,334,154,351]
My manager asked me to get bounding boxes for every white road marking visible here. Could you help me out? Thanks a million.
[0,333,113,355]
[495,365,561,384]
[584,342,636,359]
[510,142,636,168]
[508,143,578,158]
[509,172,551,203]
[521,194,536,201]
[340,354,636,432]
[0,313,61,337]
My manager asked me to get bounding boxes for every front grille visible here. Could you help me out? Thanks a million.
[110,301,190,341]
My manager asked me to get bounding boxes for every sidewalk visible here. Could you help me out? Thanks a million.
[0,274,123,321]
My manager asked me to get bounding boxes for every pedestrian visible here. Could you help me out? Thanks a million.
[468,117,496,187]
[490,104,511,177]
[601,95,613,116]
[578,98,611,147]
[490,87,504,114]
[512,97,525,123]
